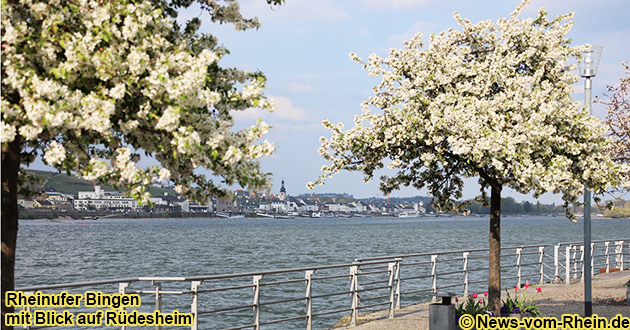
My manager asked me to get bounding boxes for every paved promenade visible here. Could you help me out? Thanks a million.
[333,270,630,330]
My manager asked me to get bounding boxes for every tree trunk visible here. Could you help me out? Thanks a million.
[488,184,502,316]
[2,137,20,330]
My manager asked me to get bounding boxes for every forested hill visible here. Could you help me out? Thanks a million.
[26,170,175,196]
[466,197,563,215]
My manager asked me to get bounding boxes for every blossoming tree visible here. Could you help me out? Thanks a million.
[1,0,281,324]
[600,61,630,187]
[309,0,620,315]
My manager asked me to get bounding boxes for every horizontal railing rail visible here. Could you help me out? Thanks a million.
[14,239,630,330]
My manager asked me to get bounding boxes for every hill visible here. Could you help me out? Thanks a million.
[27,170,176,197]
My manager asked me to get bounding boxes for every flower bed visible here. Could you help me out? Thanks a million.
[501,280,541,317]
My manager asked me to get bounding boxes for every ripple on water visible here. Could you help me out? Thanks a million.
[15,216,629,329]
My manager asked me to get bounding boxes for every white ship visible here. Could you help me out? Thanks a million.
[311,212,337,218]
[396,211,421,218]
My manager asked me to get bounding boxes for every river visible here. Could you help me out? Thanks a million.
[15,216,629,329]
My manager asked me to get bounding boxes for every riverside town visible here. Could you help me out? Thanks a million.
[19,170,580,220]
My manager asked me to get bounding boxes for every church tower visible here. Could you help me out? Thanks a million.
[279,178,287,201]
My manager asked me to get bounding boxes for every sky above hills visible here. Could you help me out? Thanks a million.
[193,0,630,203]
[29,0,630,204]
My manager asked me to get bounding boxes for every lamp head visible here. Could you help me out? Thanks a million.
[578,46,603,78]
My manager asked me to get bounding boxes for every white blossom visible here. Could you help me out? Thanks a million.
[108,84,126,99]
[18,125,43,141]
[242,84,263,101]
[1,122,16,143]
[155,106,180,132]
[43,142,66,165]
[82,160,111,181]
[127,50,150,75]
[158,168,171,182]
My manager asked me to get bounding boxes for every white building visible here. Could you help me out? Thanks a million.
[181,200,213,213]
[78,185,105,199]
[150,196,169,206]
[74,186,141,211]
[259,200,298,213]
[46,191,73,201]
[327,203,350,212]
[351,202,366,212]
[271,201,290,213]
[298,200,318,212]
[18,199,34,209]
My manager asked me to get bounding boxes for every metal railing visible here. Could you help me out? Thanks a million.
[14,239,630,330]
[353,244,548,309]
[553,238,630,285]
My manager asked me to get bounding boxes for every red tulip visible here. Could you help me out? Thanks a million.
[472,293,478,299]
[525,280,530,289]
[484,291,488,296]
[514,286,518,292]
[455,297,459,302]
[536,288,542,293]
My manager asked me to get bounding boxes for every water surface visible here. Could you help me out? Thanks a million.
[15,216,629,329]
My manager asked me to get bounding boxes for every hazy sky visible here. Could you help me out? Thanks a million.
[30,0,630,204]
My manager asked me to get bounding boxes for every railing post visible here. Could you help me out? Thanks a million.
[252,275,264,330]
[190,281,201,330]
[119,282,130,330]
[395,259,401,309]
[605,242,610,273]
[305,270,315,330]
[462,252,470,296]
[387,262,396,319]
[23,296,33,330]
[616,241,624,271]
[554,245,559,283]
[538,246,545,285]
[153,281,162,330]
[431,255,438,302]
[565,245,571,285]
[572,246,579,280]
[516,247,523,288]
[349,265,359,326]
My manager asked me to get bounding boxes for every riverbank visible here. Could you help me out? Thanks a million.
[19,209,575,221]
[333,270,630,329]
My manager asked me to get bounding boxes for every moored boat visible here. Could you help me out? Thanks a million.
[396,211,421,218]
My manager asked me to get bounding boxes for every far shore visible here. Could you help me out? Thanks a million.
[19,213,626,222]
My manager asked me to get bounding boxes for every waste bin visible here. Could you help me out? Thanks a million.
[429,292,456,330]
